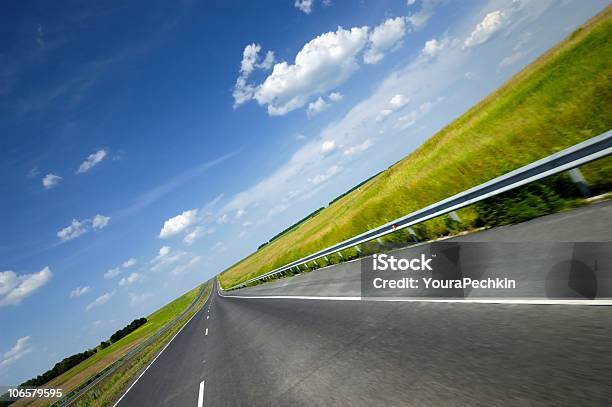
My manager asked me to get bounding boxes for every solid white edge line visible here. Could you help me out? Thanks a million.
[216,285,611,306]
[112,295,209,407]
[197,380,205,407]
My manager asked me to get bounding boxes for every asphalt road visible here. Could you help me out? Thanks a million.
[115,203,612,406]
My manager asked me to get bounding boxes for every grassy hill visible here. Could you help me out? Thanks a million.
[219,6,612,288]
[13,284,205,407]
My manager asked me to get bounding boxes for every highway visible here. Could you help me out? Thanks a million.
[115,202,612,406]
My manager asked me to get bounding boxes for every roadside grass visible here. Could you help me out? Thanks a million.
[13,284,204,407]
[219,6,612,289]
[72,281,212,407]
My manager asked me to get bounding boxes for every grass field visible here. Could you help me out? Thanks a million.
[219,6,612,289]
[13,284,204,407]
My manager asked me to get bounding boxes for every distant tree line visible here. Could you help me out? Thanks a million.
[15,317,148,390]
[109,317,147,343]
[20,349,97,387]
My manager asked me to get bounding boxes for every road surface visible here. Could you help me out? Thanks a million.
[115,202,612,406]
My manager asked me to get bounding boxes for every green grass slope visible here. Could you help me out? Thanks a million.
[219,6,612,288]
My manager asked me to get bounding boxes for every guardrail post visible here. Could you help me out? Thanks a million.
[337,251,344,260]
[355,245,362,255]
[313,260,319,268]
[408,227,419,242]
[567,168,591,196]
[450,211,462,223]
[324,256,330,265]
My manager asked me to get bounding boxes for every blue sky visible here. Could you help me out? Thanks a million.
[0,0,606,385]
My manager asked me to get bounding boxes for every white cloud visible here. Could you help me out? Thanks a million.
[158,246,171,257]
[104,267,121,280]
[389,94,409,109]
[406,0,416,5]
[151,246,184,271]
[465,71,479,80]
[183,226,204,246]
[233,44,275,107]
[70,286,90,298]
[159,209,198,238]
[328,92,343,102]
[295,0,313,14]
[86,291,114,311]
[422,38,447,58]
[321,140,336,153]
[92,214,110,230]
[344,139,373,156]
[364,16,408,64]
[216,213,228,224]
[0,267,52,307]
[0,336,33,370]
[499,49,527,68]
[77,149,108,174]
[171,256,201,276]
[57,219,87,241]
[119,272,142,287]
[311,165,340,185]
[376,109,393,122]
[307,97,330,117]
[253,25,369,116]
[129,292,153,306]
[236,209,246,219]
[464,10,505,48]
[42,173,62,189]
[122,258,137,268]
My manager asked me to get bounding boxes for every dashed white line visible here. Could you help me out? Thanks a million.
[197,380,205,407]
[205,328,208,336]
[206,315,209,320]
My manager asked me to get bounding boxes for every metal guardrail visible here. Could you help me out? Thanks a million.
[226,130,612,290]
[51,282,210,407]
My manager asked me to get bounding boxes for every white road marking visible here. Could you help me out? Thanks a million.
[205,328,208,335]
[217,288,612,306]
[197,380,205,407]
[206,315,209,319]
[112,299,210,407]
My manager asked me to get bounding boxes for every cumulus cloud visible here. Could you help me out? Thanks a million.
[344,139,373,156]
[119,272,142,287]
[295,0,313,14]
[183,226,205,246]
[328,92,343,102]
[77,149,108,174]
[104,267,121,280]
[57,215,110,241]
[151,246,185,271]
[311,165,340,185]
[0,267,52,307]
[464,10,505,48]
[57,219,87,241]
[122,258,137,268]
[171,256,201,276]
[307,97,330,118]
[389,94,409,109]
[252,26,369,116]
[421,38,447,58]
[92,214,110,230]
[0,336,33,370]
[233,43,275,107]
[159,209,198,238]
[70,286,90,298]
[364,16,408,64]
[42,173,62,189]
[86,291,114,311]
[499,50,527,68]
[321,140,336,153]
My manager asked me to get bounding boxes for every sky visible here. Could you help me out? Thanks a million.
[0,0,607,385]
